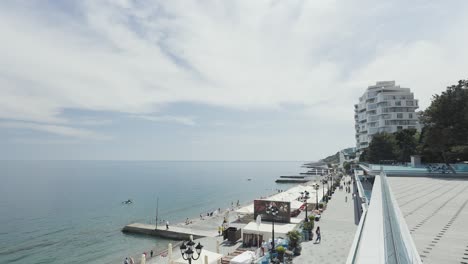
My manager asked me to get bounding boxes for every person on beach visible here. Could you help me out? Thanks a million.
[345,196,348,203]
[315,226,321,243]
[150,250,153,258]
[124,257,129,264]
[218,226,222,236]
[166,220,169,230]
[129,257,134,264]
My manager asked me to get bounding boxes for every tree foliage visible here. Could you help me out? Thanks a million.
[367,133,398,163]
[420,79,468,163]
[394,128,419,162]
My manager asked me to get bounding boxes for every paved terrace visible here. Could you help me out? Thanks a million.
[388,177,468,264]
[294,176,357,264]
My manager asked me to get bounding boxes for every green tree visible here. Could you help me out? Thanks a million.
[359,148,369,162]
[420,79,468,166]
[367,133,398,163]
[343,161,351,172]
[394,128,419,162]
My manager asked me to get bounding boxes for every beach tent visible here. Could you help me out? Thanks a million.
[230,251,256,264]
[236,204,254,214]
[173,250,223,264]
[290,200,304,210]
[242,221,298,241]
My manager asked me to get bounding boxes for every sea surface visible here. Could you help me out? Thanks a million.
[0,160,304,264]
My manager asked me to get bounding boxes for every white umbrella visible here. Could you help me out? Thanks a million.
[256,215,261,248]
[168,243,173,262]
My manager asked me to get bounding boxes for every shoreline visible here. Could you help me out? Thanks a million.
[123,180,317,263]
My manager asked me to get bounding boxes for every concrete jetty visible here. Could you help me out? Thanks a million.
[279,175,307,178]
[122,223,216,240]
[275,179,309,183]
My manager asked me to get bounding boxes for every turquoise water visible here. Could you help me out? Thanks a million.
[0,161,302,264]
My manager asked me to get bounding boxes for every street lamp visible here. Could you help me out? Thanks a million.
[301,190,310,222]
[322,176,325,203]
[314,182,319,210]
[180,237,203,264]
[266,204,279,261]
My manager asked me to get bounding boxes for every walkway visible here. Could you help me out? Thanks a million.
[293,177,357,264]
[388,177,468,264]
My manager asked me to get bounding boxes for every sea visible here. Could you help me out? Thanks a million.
[0,160,304,264]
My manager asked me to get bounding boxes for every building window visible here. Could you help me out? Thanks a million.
[397,113,403,118]
[395,101,401,106]
[397,126,403,131]
[406,100,414,106]
[409,113,413,119]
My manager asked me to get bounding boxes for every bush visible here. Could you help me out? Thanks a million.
[318,203,324,209]
[286,230,301,248]
[303,221,314,231]
[276,246,286,254]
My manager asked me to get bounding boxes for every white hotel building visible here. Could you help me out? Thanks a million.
[354,81,421,152]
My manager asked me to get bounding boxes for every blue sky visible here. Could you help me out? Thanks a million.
[1,0,468,160]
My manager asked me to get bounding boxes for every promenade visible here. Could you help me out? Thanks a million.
[293,176,357,264]
[388,177,468,264]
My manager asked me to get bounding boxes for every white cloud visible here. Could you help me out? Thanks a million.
[0,0,467,136]
[131,114,196,126]
[0,121,111,140]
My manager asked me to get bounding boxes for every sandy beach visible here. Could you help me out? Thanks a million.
[126,177,333,264]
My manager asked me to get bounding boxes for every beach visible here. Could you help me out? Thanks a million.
[125,175,333,264]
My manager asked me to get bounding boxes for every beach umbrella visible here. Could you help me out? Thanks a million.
[168,243,173,262]
[256,215,261,248]
[140,253,146,264]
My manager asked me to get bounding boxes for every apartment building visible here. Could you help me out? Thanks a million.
[354,81,420,151]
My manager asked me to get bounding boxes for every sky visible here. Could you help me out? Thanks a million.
[1,0,467,161]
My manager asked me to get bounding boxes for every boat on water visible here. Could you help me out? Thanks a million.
[122,199,133,204]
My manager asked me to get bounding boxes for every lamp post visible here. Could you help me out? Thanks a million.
[266,204,279,261]
[180,237,203,264]
[302,190,310,222]
[322,176,325,203]
[314,183,319,210]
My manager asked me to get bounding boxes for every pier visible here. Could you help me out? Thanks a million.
[122,223,217,240]
[275,179,309,183]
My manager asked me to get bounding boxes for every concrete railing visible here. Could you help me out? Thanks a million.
[380,172,422,264]
[346,172,422,264]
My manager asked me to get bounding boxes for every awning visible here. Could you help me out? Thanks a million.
[230,251,256,264]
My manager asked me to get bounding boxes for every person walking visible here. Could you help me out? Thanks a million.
[315,226,321,243]
[166,220,169,230]
[129,257,134,264]
[150,250,153,258]
[124,257,129,264]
